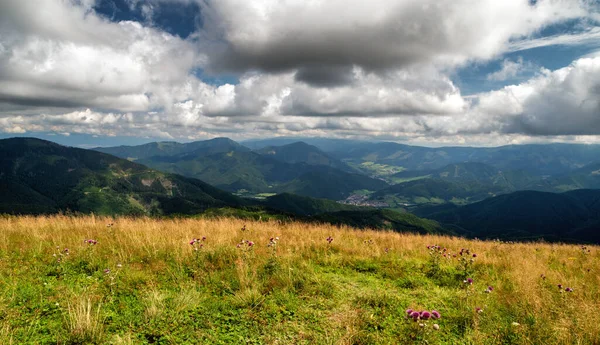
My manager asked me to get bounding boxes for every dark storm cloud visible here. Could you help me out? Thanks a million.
[197,0,590,86]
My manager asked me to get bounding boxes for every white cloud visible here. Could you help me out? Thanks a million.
[487,57,536,81]
[477,56,600,135]
[0,0,599,146]
[0,0,200,112]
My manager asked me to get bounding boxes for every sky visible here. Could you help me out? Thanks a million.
[0,0,600,147]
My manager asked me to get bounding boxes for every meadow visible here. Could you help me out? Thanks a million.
[0,215,598,344]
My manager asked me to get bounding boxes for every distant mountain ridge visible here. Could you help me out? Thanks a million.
[97,139,387,200]
[256,141,356,172]
[0,137,444,236]
[94,137,250,160]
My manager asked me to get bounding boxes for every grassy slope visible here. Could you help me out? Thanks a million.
[0,138,245,216]
[0,216,598,344]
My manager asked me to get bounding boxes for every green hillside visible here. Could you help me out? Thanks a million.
[422,189,600,243]
[263,193,362,216]
[94,137,249,160]
[0,138,245,215]
[256,141,355,172]
[138,150,387,200]
[371,178,501,206]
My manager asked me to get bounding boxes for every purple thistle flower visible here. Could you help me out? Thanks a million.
[247,241,254,247]
[326,236,334,244]
[410,311,420,320]
[473,253,477,258]
[103,269,110,274]
[431,310,441,319]
[565,287,574,292]
[420,311,431,320]
[475,307,483,313]
[558,284,563,289]
[406,309,413,315]
[465,278,473,285]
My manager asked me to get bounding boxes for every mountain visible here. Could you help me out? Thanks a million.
[255,141,355,172]
[263,193,361,216]
[94,137,250,160]
[138,151,298,192]
[370,178,502,206]
[314,209,447,235]
[262,193,446,234]
[0,138,245,215]
[277,167,388,200]
[420,189,600,243]
[325,142,600,176]
[549,162,600,191]
[136,150,387,200]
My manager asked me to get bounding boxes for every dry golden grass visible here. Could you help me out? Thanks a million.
[0,215,598,344]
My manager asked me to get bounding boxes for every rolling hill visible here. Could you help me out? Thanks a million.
[324,141,600,176]
[94,137,250,161]
[0,138,245,215]
[419,189,600,243]
[1,138,442,235]
[136,150,387,200]
[256,141,355,172]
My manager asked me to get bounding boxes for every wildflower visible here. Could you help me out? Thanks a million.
[103,269,110,274]
[475,307,483,313]
[84,239,98,245]
[406,309,413,316]
[565,287,574,292]
[557,284,563,289]
[464,278,473,285]
[247,241,254,247]
[431,310,441,319]
[433,324,440,330]
[268,237,280,247]
[326,236,334,244]
[484,286,493,293]
[241,225,247,231]
[420,311,431,320]
[410,311,420,320]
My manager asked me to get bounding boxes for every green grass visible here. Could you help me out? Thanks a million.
[0,216,598,344]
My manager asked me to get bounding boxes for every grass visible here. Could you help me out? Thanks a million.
[0,215,598,344]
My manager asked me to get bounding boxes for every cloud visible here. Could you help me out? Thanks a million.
[477,56,600,136]
[508,26,600,52]
[198,0,592,86]
[0,0,599,146]
[486,57,536,81]
[0,0,200,112]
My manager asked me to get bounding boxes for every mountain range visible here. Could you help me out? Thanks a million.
[3,136,600,242]
[1,137,441,235]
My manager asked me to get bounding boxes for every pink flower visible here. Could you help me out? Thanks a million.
[420,311,431,320]
[431,310,441,319]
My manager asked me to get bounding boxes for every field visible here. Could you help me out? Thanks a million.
[0,216,598,344]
